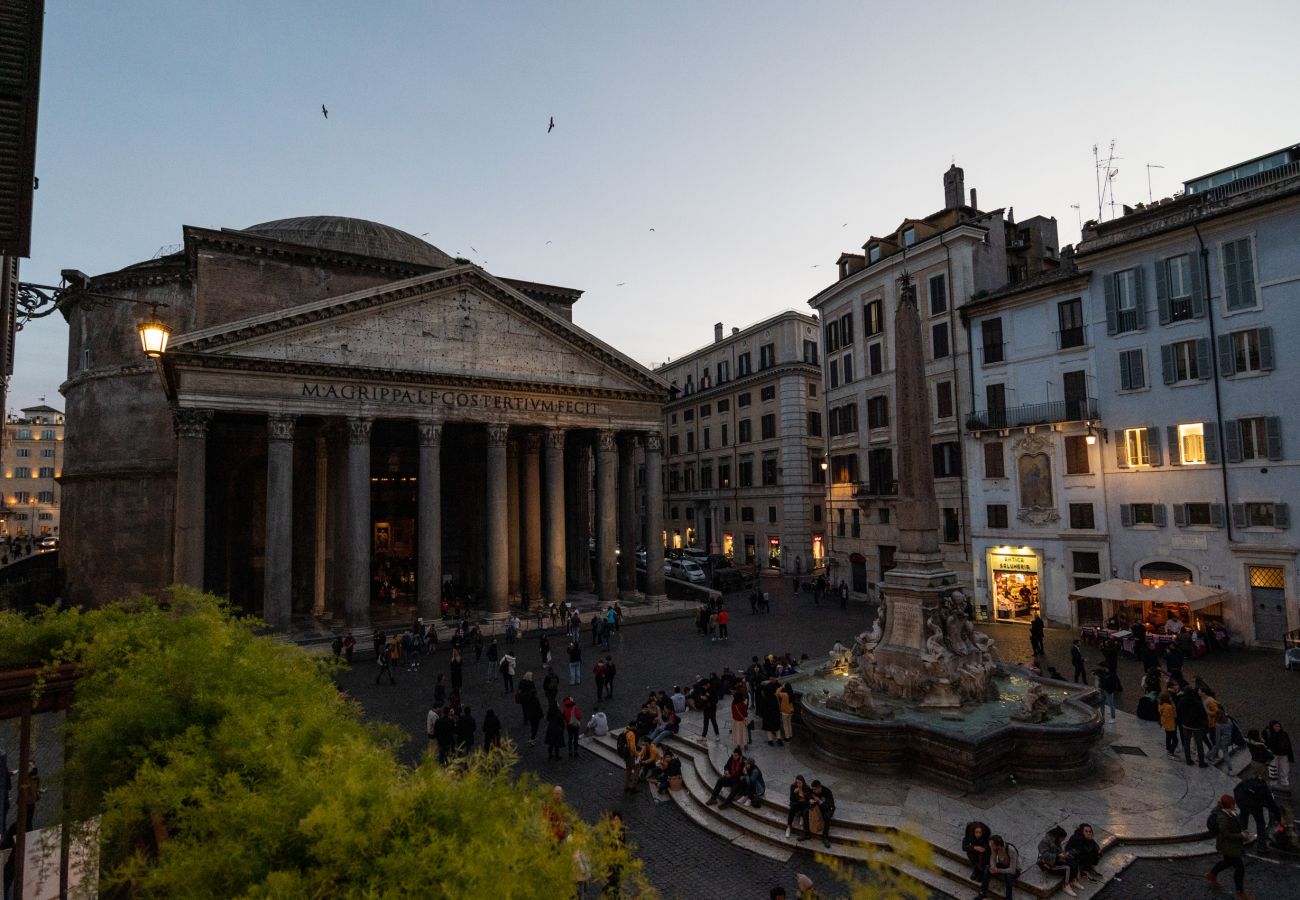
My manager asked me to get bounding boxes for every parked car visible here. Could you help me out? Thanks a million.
[682,548,709,564]
[667,560,707,584]
[38,535,58,550]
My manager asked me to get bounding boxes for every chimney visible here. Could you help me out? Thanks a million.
[944,164,965,210]
[970,188,978,210]
[731,327,739,335]
[714,322,724,343]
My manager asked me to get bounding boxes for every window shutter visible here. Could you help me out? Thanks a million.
[1173,503,1188,527]
[1276,503,1291,530]
[1166,425,1181,465]
[1210,503,1225,528]
[1116,436,1130,468]
[1133,266,1148,329]
[1224,420,1242,463]
[1190,251,1206,317]
[1265,416,1283,461]
[1104,274,1119,335]
[1204,422,1220,464]
[1231,503,1247,528]
[1160,344,1176,385]
[1154,504,1168,527]
[1119,351,1132,391]
[1258,327,1274,371]
[1120,504,1133,527]
[1195,338,1212,380]
[1217,333,1236,377]
[1155,259,1171,324]
[1236,239,1256,310]
[1146,426,1163,466]
[1223,240,1239,308]
[1133,351,1146,389]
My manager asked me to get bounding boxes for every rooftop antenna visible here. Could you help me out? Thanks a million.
[1146,163,1165,204]
[1070,203,1082,234]
[1093,141,1122,221]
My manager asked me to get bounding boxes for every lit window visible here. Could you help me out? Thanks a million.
[1123,428,1150,466]
[1178,424,1205,465]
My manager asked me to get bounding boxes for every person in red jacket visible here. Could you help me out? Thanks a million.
[562,696,583,758]
[730,686,750,751]
[718,607,730,641]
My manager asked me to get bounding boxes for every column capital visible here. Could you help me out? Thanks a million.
[172,407,213,439]
[618,432,641,451]
[346,417,372,445]
[644,431,664,453]
[417,420,443,447]
[544,427,566,451]
[486,424,510,448]
[507,438,520,460]
[267,414,296,442]
[524,431,543,454]
[596,429,617,454]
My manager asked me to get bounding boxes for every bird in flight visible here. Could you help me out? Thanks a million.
[548,116,555,133]
[471,246,478,254]
[648,228,655,233]
[321,104,329,119]
[842,223,848,227]
[616,282,626,287]
[810,264,821,268]
[546,240,552,245]
[421,232,430,237]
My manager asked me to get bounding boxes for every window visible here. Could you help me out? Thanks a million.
[721,423,729,446]
[929,273,947,315]
[807,411,822,436]
[864,300,883,337]
[683,465,695,490]
[1161,338,1209,383]
[761,456,778,486]
[40,449,54,458]
[1234,502,1290,529]
[718,461,731,488]
[12,467,30,478]
[16,429,31,440]
[670,413,677,425]
[37,512,52,521]
[686,432,695,452]
[808,383,817,398]
[1175,502,1222,528]
[1176,423,1206,465]
[1107,267,1145,333]
[685,506,695,520]
[1160,254,1197,323]
[40,430,55,441]
[1222,238,1257,310]
[683,408,694,422]
[837,508,846,536]
[1064,435,1090,475]
[813,504,822,522]
[1228,416,1282,462]
[811,452,825,485]
[717,398,730,412]
[700,404,711,418]
[737,352,752,376]
[1119,349,1146,391]
[902,226,916,247]
[935,381,953,420]
[828,358,839,389]
[741,506,755,522]
[1121,503,1165,527]
[1072,551,1101,574]
[37,466,54,478]
[832,453,860,484]
[703,428,711,449]
[987,504,1009,529]
[803,340,819,364]
[683,376,694,396]
[983,442,1005,479]
[868,342,883,375]
[868,245,882,264]
[669,469,680,492]
[760,343,776,369]
[37,491,53,503]
[700,464,713,490]
[824,323,840,353]
[866,395,889,429]
[841,353,854,383]
[1219,327,1274,376]
[985,384,1006,425]
[737,392,751,408]
[717,360,730,383]
[738,419,752,443]
[738,457,754,487]
[15,448,29,458]
[760,385,776,402]
[13,492,29,503]
[932,442,961,478]
[867,448,892,492]
[931,322,950,359]
[760,414,776,440]
[1057,298,1085,348]
[1118,426,1161,467]
[769,506,778,524]
[981,318,1004,363]
[839,314,854,347]
[1068,503,1095,530]
[942,507,960,543]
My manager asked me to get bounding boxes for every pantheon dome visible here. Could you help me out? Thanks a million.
[238,216,456,269]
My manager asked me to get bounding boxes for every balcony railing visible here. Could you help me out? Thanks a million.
[1056,325,1087,350]
[980,342,1005,365]
[853,479,898,497]
[966,397,1099,431]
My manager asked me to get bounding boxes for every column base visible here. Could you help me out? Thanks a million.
[619,589,644,603]
[642,593,668,606]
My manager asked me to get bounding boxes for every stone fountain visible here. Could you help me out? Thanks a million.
[798,272,1102,791]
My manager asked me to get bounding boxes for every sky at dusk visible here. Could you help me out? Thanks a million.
[12,0,1300,411]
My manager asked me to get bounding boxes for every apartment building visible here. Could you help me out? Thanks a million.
[2,404,64,537]
[656,312,824,573]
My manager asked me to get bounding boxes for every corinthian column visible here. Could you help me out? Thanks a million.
[507,440,521,598]
[417,420,443,620]
[618,433,640,598]
[522,432,543,600]
[344,417,373,629]
[172,407,212,590]
[643,431,667,600]
[543,428,567,606]
[264,414,296,631]
[594,429,619,603]
[484,424,510,614]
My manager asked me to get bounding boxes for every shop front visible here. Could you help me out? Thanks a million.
[987,547,1041,623]
[722,532,735,561]
[812,533,825,569]
[767,536,782,569]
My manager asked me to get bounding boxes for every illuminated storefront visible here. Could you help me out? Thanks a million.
[767,536,781,568]
[812,534,825,567]
[988,546,1041,622]
[722,532,734,560]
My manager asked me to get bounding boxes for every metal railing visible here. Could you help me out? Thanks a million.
[966,397,1099,430]
[854,479,898,497]
[1056,325,1087,350]
[981,342,1005,364]
[1202,159,1300,201]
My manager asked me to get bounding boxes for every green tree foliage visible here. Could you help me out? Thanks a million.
[1,590,647,898]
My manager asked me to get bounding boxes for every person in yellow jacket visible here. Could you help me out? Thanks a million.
[778,684,795,742]
[1159,692,1179,756]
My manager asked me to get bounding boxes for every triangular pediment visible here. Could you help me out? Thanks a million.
[168,266,665,397]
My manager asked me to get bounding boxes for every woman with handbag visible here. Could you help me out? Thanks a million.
[731,686,750,751]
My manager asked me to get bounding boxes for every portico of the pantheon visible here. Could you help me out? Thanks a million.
[58,217,668,630]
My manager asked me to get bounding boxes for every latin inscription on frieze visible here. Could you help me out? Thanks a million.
[300,382,599,417]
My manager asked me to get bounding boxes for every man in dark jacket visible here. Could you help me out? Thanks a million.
[1234,775,1279,847]
[1176,684,1210,766]
[1264,720,1293,790]
[1030,614,1046,657]
[456,706,476,756]
[808,780,836,848]
[1070,640,1087,684]
[1205,794,1246,895]
[433,708,457,765]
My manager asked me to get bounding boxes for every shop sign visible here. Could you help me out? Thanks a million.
[989,551,1038,573]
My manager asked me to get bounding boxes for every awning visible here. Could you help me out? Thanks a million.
[1143,581,1230,611]
[1068,578,1151,602]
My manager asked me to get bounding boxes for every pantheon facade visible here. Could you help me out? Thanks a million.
[59,217,667,629]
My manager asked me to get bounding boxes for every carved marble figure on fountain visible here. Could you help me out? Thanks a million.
[1010,681,1062,723]
[923,616,950,662]
[827,642,853,672]
[832,676,894,719]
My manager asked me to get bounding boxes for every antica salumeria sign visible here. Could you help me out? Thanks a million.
[300,381,600,416]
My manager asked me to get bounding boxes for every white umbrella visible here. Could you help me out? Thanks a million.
[1067,578,1152,602]
[1144,581,1228,611]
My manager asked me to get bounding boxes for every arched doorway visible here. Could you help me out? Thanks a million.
[1139,561,1194,587]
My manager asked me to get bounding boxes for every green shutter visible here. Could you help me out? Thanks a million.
[1119,351,1131,391]
[1210,503,1225,528]
[1223,240,1240,309]
[1232,503,1247,528]
[1153,504,1167,527]
[1276,503,1291,530]
[1116,434,1130,468]
[1155,258,1171,324]
[1104,275,1119,335]
[1174,503,1187,527]
[1236,239,1256,309]
[1120,504,1133,526]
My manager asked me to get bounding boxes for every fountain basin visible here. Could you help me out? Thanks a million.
[796,669,1104,793]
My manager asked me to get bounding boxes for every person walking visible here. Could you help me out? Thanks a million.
[1205,794,1249,899]
[449,651,464,692]
[433,707,457,765]
[538,633,551,667]
[544,701,566,761]
[778,683,795,742]
[481,709,502,751]
[717,607,730,642]
[499,651,516,694]
[1176,683,1210,767]
[593,657,608,701]
[1070,640,1086,684]
[699,681,720,740]
[426,703,440,757]
[1264,720,1293,790]
[562,696,583,758]
[342,633,356,665]
[1094,664,1119,723]
[456,706,476,756]
[603,655,617,699]
[1030,614,1046,658]
[567,640,582,685]
[485,638,500,683]
[375,644,396,685]
[838,580,849,610]
[1159,692,1180,756]
[730,688,750,752]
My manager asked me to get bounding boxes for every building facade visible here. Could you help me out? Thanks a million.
[1075,145,1300,646]
[655,312,824,573]
[961,269,1110,626]
[1,404,64,537]
[807,166,1059,599]
[59,217,667,629]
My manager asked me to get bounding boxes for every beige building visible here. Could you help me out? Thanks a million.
[2,404,64,537]
[655,312,825,573]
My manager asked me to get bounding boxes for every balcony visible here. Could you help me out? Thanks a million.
[1056,325,1087,350]
[980,342,1005,365]
[853,479,898,497]
[966,397,1099,431]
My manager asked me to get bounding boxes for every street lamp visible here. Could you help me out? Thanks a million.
[15,280,171,358]
[137,308,170,358]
